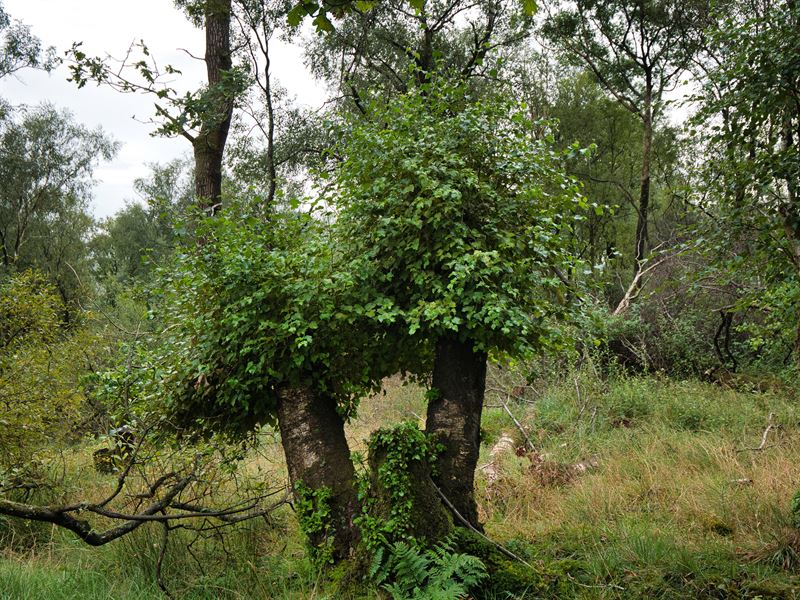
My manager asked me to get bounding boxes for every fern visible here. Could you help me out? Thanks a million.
[369,545,387,583]
[380,537,488,600]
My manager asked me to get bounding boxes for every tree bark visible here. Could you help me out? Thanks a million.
[425,335,487,530]
[276,385,359,561]
[193,0,234,211]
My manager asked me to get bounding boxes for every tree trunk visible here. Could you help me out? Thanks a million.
[276,385,359,561]
[193,0,234,211]
[425,335,487,530]
[634,84,653,272]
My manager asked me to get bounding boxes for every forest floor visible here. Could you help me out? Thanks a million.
[2,369,800,599]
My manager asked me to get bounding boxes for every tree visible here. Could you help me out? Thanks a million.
[0,0,56,79]
[332,80,586,527]
[542,0,708,275]
[153,210,398,560]
[693,0,800,368]
[0,104,116,312]
[90,159,193,291]
[305,0,533,110]
[69,0,240,210]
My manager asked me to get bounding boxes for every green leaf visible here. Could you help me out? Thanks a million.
[312,11,335,32]
[521,0,537,16]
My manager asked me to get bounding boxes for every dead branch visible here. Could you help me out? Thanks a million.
[430,477,534,570]
[496,396,536,452]
[0,455,290,546]
[613,252,671,315]
[737,413,776,452]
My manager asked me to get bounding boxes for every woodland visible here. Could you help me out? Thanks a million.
[1,0,800,598]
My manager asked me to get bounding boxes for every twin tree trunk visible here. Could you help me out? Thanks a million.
[276,336,489,559]
[425,335,488,530]
[276,386,359,561]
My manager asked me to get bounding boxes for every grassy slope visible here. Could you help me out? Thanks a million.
[2,372,800,599]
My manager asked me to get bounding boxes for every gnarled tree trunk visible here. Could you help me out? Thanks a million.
[425,335,487,530]
[276,385,359,561]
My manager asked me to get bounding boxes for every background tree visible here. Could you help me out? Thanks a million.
[0,104,116,314]
[542,0,708,277]
[305,0,533,112]
[69,0,241,211]
[0,0,56,79]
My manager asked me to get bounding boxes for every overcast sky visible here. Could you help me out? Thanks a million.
[2,0,324,218]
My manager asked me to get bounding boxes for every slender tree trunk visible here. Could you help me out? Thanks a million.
[263,31,277,207]
[276,385,359,561]
[635,84,653,272]
[193,0,234,211]
[425,335,488,529]
[780,101,800,369]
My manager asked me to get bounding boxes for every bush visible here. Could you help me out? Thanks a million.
[791,490,800,530]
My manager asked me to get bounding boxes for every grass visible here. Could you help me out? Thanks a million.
[2,370,800,598]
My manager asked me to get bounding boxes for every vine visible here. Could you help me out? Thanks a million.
[294,482,335,564]
[356,422,444,555]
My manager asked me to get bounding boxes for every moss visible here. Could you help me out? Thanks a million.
[451,528,570,599]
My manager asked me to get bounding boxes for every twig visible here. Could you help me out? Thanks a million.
[737,413,776,452]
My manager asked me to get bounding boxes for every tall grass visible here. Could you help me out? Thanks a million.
[2,371,800,598]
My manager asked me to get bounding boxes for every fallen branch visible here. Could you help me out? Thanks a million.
[613,252,670,316]
[0,458,289,546]
[497,397,536,452]
[737,413,776,452]
[430,478,533,570]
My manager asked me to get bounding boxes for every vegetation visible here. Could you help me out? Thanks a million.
[1,0,799,598]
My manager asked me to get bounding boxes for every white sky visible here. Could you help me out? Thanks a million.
[2,0,325,218]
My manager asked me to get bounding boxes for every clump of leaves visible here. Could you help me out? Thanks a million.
[332,76,591,368]
[295,482,335,565]
[154,210,400,439]
[357,422,449,555]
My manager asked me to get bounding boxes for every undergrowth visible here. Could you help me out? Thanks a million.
[2,372,800,599]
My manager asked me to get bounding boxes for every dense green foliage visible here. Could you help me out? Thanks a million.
[334,80,588,361]
[0,271,96,480]
[377,538,488,600]
[154,211,396,436]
